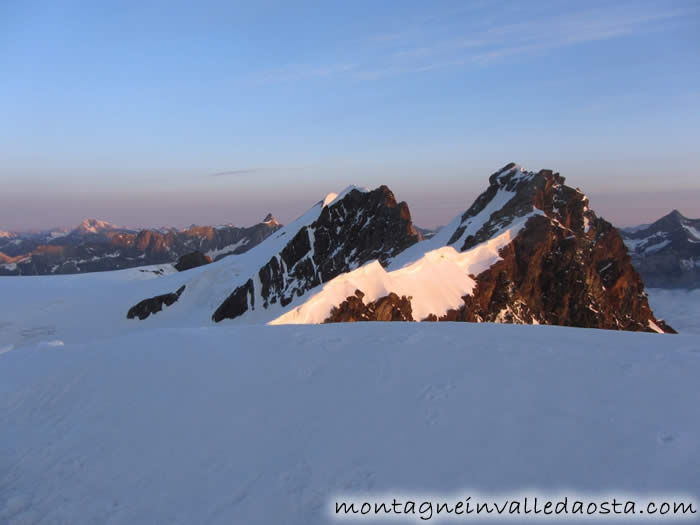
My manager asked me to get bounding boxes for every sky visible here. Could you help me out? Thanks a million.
[1,0,699,231]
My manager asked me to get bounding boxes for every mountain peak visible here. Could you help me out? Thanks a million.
[487,163,566,191]
[73,218,119,234]
[267,164,671,333]
[210,184,420,322]
[668,209,685,221]
[446,163,579,252]
[119,165,672,333]
[321,185,369,208]
[619,208,700,288]
[647,209,697,235]
[488,162,520,185]
[263,213,279,225]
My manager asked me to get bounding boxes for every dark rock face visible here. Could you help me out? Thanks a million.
[174,251,212,272]
[619,210,700,289]
[213,186,422,322]
[441,215,674,332]
[0,216,281,275]
[313,186,420,275]
[324,290,413,322]
[127,285,186,320]
[212,280,255,323]
[434,165,674,333]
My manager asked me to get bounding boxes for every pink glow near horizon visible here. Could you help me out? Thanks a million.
[2,185,699,233]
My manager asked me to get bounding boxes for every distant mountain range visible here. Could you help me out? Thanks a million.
[4,174,696,317]
[620,210,700,289]
[127,163,673,333]
[0,215,281,275]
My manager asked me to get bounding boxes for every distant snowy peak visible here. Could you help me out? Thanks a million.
[72,218,121,235]
[621,209,700,256]
[0,231,15,239]
[625,209,700,244]
[620,210,700,288]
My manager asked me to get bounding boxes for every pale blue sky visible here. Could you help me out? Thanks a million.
[1,0,699,230]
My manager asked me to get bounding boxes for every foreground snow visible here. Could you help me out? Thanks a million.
[0,264,185,352]
[1,323,699,524]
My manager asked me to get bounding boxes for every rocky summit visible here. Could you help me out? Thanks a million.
[127,285,186,320]
[436,164,673,332]
[212,186,421,322]
[324,290,413,322]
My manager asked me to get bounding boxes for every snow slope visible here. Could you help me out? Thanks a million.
[73,217,120,235]
[0,192,353,351]
[0,264,182,353]
[1,323,699,524]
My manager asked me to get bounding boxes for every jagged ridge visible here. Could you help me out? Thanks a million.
[122,164,673,334]
[276,164,673,333]
[212,186,421,321]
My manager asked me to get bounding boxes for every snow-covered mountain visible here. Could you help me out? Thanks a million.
[1,164,694,525]
[211,185,421,322]
[128,163,672,333]
[0,216,282,275]
[620,210,700,288]
[70,217,122,236]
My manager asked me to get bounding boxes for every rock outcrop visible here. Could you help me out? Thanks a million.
[127,285,186,320]
[324,290,413,322]
[174,251,212,272]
